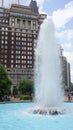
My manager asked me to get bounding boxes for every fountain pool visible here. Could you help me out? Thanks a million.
[0,102,73,130]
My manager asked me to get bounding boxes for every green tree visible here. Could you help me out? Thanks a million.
[19,79,34,95]
[0,64,12,100]
[69,83,73,91]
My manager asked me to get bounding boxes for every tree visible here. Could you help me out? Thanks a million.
[0,64,12,100]
[69,83,73,91]
[19,79,34,95]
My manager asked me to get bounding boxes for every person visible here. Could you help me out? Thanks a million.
[67,94,71,102]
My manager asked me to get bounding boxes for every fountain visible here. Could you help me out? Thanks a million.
[30,17,65,115]
[0,18,73,130]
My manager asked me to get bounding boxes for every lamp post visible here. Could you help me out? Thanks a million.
[2,0,4,7]
[18,0,19,5]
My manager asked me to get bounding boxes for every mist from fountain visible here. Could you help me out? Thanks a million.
[30,18,65,115]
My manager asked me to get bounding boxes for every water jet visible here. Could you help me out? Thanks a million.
[31,18,65,115]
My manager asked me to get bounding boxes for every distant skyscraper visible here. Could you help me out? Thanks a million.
[59,46,71,90]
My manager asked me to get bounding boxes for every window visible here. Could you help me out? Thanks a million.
[22,51,26,54]
[16,60,20,63]
[12,37,14,40]
[22,33,26,37]
[16,33,20,36]
[5,45,7,49]
[12,41,14,44]
[16,42,20,45]
[1,36,4,40]
[22,42,26,45]
[5,28,8,31]
[16,50,20,54]
[3,20,4,23]
[11,45,14,49]
[12,28,14,31]
[6,20,8,23]
[11,60,13,63]
[5,41,7,44]
[22,56,26,59]
[22,46,26,50]
[2,27,4,30]
[12,18,14,22]
[1,55,3,58]
[5,32,8,35]
[22,38,26,41]
[4,64,7,68]
[5,60,7,63]
[5,36,8,40]
[16,46,20,50]
[12,32,14,35]
[16,55,20,59]
[1,40,4,44]
[5,55,7,58]
[17,19,20,28]
[27,56,32,59]
[28,21,31,29]
[11,55,14,58]
[22,60,26,63]
[27,47,32,50]
[11,65,13,68]
[1,45,4,48]
[2,31,4,34]
[12,22,15,26]
[22,65,26,68]
[11,50,14,54]
[5,50,7,53]
[23,20,25,28]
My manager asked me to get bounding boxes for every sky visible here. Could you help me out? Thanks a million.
[0,0,73,82]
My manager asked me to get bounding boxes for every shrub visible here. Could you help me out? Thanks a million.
[19,79,34,95]
[20,95,30,100]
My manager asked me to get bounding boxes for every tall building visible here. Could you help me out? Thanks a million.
[60,46,71,90]
[0,0,46,93]
[0,0,71,93]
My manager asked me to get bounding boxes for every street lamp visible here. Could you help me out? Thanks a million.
[18,0,20,5]
[2,0,4,7]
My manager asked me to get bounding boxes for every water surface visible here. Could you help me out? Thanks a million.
[0,103,73,130]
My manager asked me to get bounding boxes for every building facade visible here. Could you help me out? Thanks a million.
[0,0,71,93]
[0,0,46,93]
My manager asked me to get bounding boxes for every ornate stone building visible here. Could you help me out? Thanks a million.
[0,0,46,93]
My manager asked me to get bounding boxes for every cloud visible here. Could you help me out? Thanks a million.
[52,1,73,28]
[62,42,73,50]
[0,0,18,7]
[36,0,45,13]
[64,51,73,63]
[56,29,73,44]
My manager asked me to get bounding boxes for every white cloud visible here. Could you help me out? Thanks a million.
[36,0,45,13]
[52,1,73,28]
[0,0,18,7]
[56,28,73,82]
[56,29,73,39]
[62,42,73,50]
[36,0,44,5]
[56,29,73,44]
[64,51,73,65]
